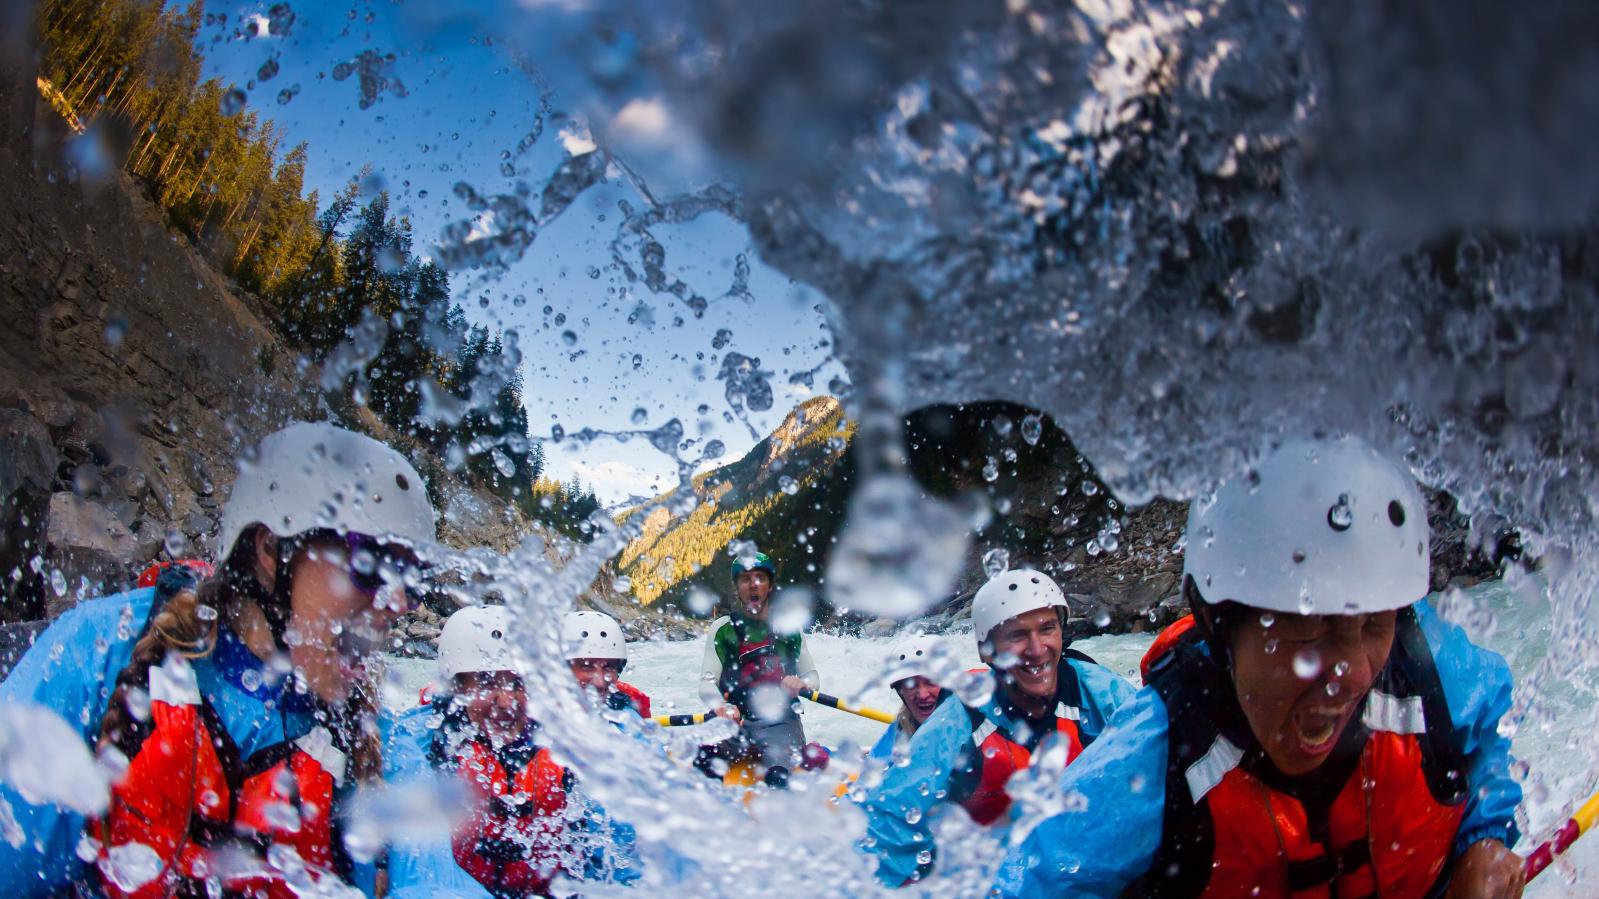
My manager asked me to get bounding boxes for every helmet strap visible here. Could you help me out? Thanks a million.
[1186,576,1237,669]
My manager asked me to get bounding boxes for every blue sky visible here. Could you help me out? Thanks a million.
[199,4,847,505]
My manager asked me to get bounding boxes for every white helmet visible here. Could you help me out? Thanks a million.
[896,634,942,666]
[892,634,943,687]
[971,569,1070,643]
[438,605,518,681]
[1184,435,1429,616]
[219,422,437,557]
[562,611,627,667]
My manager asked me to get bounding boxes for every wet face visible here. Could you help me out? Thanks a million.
[455,670,529,745]
[893,676,944,727]
[570,657,623,695]
[1230,609,1397,776]
[983,607,1063,705]
[735,569,773,618]
[283,535,415,704]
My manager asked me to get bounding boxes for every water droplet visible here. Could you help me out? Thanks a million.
[631,407,648,425]
[1082,481,1100,496]
[1325,681,1342,696]
[1021,414,1043,445]
[1259,613,1275,628]
[221,88,247,116]
[687,586,717,616]
[1263,638,1279,655]
[982,459,999,482]
[1333,660,1350,677]
[561,330,578,346]
[779,475,799,495]
[49,569,67,596]
[104,317,128,347]
[982,548,1010,578]
[196,604,218,622]
[1293,648,1322,679]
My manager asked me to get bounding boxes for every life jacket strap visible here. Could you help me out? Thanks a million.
[1284,838,1372,892]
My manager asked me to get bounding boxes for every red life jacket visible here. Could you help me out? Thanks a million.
[96,659,233,899]
[951,654,1094,826]
[1128,607,1469,899]
[735,636,789,688]
[613,681,652,718]
[451,738,573,897]
[1139,614,1197,681]
[94,657,352,899]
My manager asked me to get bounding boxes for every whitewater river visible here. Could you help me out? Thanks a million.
[388,572,1598,895]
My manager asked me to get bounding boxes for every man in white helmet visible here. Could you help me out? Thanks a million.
[860,569,1133,886]
[999,435,1524,899]
[386,605,642,897]
[564,610,652,717]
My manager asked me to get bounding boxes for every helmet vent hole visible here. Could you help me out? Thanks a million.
[1030,577,1039,584]
[1388,500,1406,527]
[581,630,590,638]
[1327,494,1354,532]
[1008,583,1019,591]
[1292,549,1306,564]
[491,629,503,639]
[395,473,411,491]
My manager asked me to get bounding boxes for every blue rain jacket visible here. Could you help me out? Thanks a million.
[0,587,346,896]
[867,718,908,765]
[861,657,1134,886]
[995,600,1523,898]
[382,700,643,897]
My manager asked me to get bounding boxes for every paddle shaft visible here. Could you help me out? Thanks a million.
[801,689,896,724]
[652,711,713,727]
[1526,788,1599,880]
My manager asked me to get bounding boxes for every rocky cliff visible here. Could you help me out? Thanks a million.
[0,51,538,624]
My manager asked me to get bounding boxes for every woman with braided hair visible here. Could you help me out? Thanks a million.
[0,422,437,898]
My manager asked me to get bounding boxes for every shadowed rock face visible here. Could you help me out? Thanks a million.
[0,54,553,622]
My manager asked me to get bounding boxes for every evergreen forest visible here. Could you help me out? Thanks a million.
[35,0,601,537]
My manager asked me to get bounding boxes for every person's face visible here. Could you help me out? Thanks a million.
[455,670,529,744]
[983,607,1063,704]
[735,570,773,618]
[893,676,944,726]
[1229,609,1397,776]
[570,657,623,695]
[283,535,416,703]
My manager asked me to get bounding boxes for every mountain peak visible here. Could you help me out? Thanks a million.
[766,395,843,463]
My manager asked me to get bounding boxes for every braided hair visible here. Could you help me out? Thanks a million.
[95,526,385,783]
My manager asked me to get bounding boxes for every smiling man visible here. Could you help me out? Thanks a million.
[998,435,1524,899]
[859,569,1132,887]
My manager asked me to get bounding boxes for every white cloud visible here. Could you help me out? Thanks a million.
[243,14,275,38]
[464,209,498,243]
[611,97,671,140]
[570,460,666,504]
[559,124,598,157]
